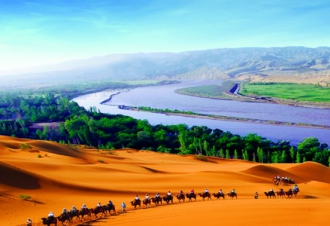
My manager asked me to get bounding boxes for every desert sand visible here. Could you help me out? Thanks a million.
[0,135,330,226]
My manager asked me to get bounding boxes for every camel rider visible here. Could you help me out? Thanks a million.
[205,188,209,195]
[218,189,223,194]
[145,193,150,200]
[180,190,184,195]
[27,218,32,226]
[232,189,235,194]
[97,202,101,210]
[135,195,140,201]
[71,206,77,213]
[293,184,299,192]
[81,204,87,214]
[62,208,68,215]
[190,189,194,194]
[108,200,113,208]
[156,193,160,198]
[270,188,274,193]
[48,211,54,221]
[167,191,172,197]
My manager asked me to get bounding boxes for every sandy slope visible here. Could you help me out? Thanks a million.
[0,135,329,226]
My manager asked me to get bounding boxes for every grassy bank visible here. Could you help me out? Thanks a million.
[240,82,330,103]
[175,81,235,99]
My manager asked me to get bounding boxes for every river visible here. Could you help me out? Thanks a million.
[72,80,330,145]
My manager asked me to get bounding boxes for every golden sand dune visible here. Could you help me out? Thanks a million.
[0,135,329,226]
[287,161,330,183]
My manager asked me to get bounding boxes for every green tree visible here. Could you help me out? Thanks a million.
[219,149,224,158]
[225,149,230,159]
[298,137,321,161]
[271,151,279,163]
[210,146,216,156]
[178,130,189,154]
[281,150,288,163]
[296,150,301,163]
[257,147,264,163]
[203,140,209,155]
[234,149,238,159]
[289,146,295,163]
[242,149,249,161]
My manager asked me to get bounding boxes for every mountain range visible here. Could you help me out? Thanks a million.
[2,46,330,88]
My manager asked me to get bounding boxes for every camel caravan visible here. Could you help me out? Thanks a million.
[273,175,295,186]
[37,186,299,226]
[265,185,300,199]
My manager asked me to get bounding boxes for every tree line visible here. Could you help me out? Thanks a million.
[0,91,329,166]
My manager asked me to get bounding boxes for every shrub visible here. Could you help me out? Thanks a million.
[19,143,31,150]
[194,155,208,162]
[19,194,31,200]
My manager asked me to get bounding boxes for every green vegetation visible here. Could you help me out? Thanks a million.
[194,155,208,162]
[19,143,32,150]
[175,81,235,99]
[240,82,330,103]
[0,85,329,166]
[19,194,31,200]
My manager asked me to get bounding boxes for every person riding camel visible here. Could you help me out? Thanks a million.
[167,191,172,197]
[205,188,209,195]
[135,195,140,201]
[156,193,160,198]
[190,189,194,194]
[108,200,113,208]
[145,193,150,200]
[180,190,184,195]
[26,218,32,226]
[218,189,223,194]
[48,211,55,222]
[96,202,101,210]
[270,188,274,193]
[293,184,299,192]
[71,206,77,213]
[62,208,68,216]
[232,189,235,195]
[81,204,87,214]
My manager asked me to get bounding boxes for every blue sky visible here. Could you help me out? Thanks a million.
[1,0,330,71]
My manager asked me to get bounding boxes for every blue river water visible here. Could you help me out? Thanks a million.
[73,80,330,145]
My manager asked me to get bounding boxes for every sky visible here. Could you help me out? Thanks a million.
[1,0,330,72]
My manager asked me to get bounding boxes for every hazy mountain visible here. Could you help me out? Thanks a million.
[1,46,330,88]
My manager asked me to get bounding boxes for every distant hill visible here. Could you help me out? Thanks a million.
[1,46,330,88]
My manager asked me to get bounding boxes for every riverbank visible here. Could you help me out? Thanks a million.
[128,106,330,129]
[99,84,330,129]
[175,82,330,109]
